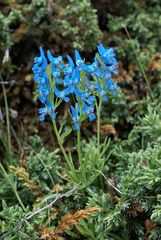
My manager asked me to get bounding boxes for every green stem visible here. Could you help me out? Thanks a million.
[14,186,26,211]
[77,129,82,166]
[0,163,25,211]
[96,96,102,149]
[96,96,104,190]
[52,120,79,182]
[1,75,12,161]
[52,120,69,163]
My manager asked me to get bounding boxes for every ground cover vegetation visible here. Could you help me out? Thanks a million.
[0,0,161,239]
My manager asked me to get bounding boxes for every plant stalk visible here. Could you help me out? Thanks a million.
[1,75,12,161]
[77,129,82,166]
[96,96,102,149]
[0,163,25,211]
[52,120,69,164]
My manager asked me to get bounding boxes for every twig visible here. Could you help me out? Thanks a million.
[2,49,9,64]
[0,80,15,85]
[97,170,123,195]
[0,185,78,240]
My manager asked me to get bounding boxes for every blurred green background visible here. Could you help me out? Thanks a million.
[0,1,161,239]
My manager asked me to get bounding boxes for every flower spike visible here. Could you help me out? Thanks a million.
[32,43,119,124]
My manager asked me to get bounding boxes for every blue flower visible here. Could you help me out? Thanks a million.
[103,71,112,79]
[35,73,47,85]
[84,77,107,98]
[32,64,42,76]
[47,50,63,66]
[105,79,118,95]
[54,87,70,102]
[82,103,96,122]
[39,100,56,121]
[33,43,119,127]
[37,74,50,103]
[32,47,47,80]
[51,65,61,84]
[34,47,47,70]
[106,64,119,75]
[32,48,50,104]
[75,50,84,69]
[76,89,96,105]
[98,44,116,65]
[38,86,50,104]
[97,44,119,76]
[63,68,80,94]
[83,57,99,75]
[97,84,108,101]
[94,66,111,80]
[52,65,61,78]
[64,55,75,75]
[70,106,80,131]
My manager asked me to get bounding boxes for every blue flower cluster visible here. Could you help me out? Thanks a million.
[32,44,119,130]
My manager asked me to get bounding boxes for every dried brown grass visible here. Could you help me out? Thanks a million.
[39,207,100,240]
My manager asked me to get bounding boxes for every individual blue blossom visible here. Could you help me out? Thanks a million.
[37,73,50,103]
[95,68,104,78]
[52,65,61,78]
[38,76,46,85]
[82,103,96,122]
[32,47,47,81]
[105,79,118,95]
[53,76,61,84]
[38,85,50,103]
[83,57,99,76]
[70,105,80,131]
[32,48,50,104]
[84,94,96,105]
[91,82,108,101]
[64,55,75,75]
[97,84,107,97]
[103,71,112,80]
[39,100,56,121]
[63,68,80,94]
[94,66,112,80]
[32,64,42,77]
[34,47,47,70]
[47,50,63,66]
[75,50,84,69]
[97,44,119,77]
[54,87,70,102]
[84,77,107,99]
[51,65,61,84]
[76,89,96,105]
[35,73,48,85]
[106,64,119,75]
[98,43,116,65]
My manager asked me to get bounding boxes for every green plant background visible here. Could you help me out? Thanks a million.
[0,0,161,239]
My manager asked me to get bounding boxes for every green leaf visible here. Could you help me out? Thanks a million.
[61,128,72,140]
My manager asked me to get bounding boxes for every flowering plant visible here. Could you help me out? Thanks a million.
[32,44,119,186]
